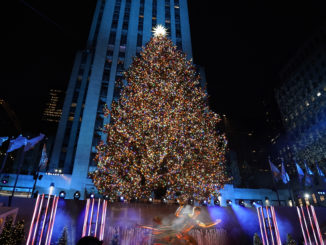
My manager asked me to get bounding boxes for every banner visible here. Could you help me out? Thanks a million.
[295,162,304,182]
[39,144,48,170]
[7,135,27,152]
[0,137,8,147]
[269,159,280,181]
[281,161,290,184]
[24,133,45,152]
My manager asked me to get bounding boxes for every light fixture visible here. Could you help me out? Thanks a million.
[59,191,66,199]
[90,193,95,199]
[74,191,81,200]
[226,200,232,206]
[218,194,222,202]
[49,183,55,195]
[317,92,321,97]
[1,175,9,184]
[214,199,220,206]
[304,193,310,199]
[120,196,124,202]
[265,197,269,204]
[149,197,153,202]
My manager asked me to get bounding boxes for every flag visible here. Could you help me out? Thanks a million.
[7,135,27,152]
[295,162,304,182]
[316,164,325,177]
[39,144,48,170]
[24,133,45,152]
[0,137,8,147]
[305,174,313,187]
[269,158,280,181]
[304,161,314,175]
[281,161,290,184]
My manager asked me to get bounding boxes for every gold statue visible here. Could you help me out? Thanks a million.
[140,206,221,245]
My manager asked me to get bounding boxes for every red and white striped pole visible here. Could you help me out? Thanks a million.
[257,207,266,245]
[26,194,40,245]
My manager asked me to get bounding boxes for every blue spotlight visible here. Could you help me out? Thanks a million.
[120,196,124,202]
[59,191,66,199]
[74,191,81,200]
[239,199,245,207]
[214,199,220,206]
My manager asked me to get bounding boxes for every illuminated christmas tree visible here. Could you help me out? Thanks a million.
[91,25,228,203]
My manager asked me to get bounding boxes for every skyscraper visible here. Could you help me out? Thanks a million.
[49,0,193,198]
[275,26,326,171]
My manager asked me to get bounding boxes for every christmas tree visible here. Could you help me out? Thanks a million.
[0,217,25,245]
[12,219,25,245]
[57,227,68,245]
[0,216,14,245]
[286,234,296,245]
[253,233,263,245]
[91,25,228,202]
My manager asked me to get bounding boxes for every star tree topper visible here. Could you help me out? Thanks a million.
[152,24,167,37]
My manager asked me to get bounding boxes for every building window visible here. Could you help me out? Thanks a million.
[152,0,157,27]
[108,31,116,45]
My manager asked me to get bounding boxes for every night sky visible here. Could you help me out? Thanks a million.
[2,1,326,137]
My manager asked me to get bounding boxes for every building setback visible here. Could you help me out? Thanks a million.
[49,0,193,198]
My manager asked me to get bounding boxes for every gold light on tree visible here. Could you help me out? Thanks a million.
[91,26,228,202]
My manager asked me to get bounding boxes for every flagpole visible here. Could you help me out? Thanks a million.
[271,172,281,206]
[287,179,295,206]
[0,152,8,174]
[31,164,41,198]
[268,157,281,206]
[8,149,26,207]
[31,139,47,198]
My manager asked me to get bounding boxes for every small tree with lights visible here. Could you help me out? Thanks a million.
[0,216,25,245]
[91,25,228,203]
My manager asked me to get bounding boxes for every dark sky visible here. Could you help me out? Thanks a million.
[2,1,326,136]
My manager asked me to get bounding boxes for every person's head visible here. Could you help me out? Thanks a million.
[76,236,103,245]
[193,206,201,217]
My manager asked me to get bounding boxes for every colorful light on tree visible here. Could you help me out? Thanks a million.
[90,29,228,203]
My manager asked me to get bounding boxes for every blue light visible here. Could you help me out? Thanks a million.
[74,191,81,200]
[59,191,66,199]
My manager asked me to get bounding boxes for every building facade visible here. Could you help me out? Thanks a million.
[275,27,326,173]
[48,0,193,198]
